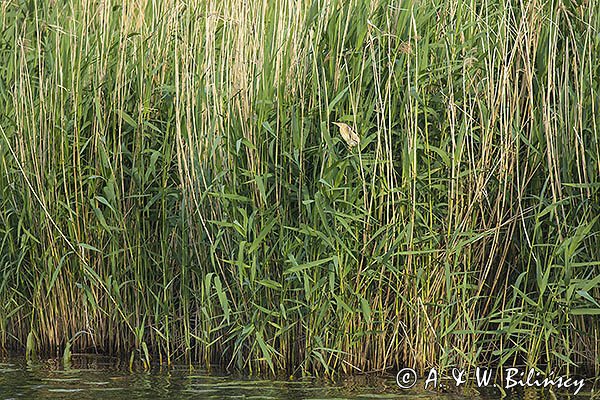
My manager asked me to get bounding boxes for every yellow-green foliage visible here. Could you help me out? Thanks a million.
[0,0,599,376]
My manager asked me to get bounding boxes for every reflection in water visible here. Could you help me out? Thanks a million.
[0,357,589,399]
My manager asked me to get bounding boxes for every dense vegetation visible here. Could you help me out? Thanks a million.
[1,0,599,376]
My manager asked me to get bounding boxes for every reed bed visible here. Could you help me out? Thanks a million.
[0,0,599,376]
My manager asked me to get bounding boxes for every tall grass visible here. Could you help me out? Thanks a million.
[0,0,599,376]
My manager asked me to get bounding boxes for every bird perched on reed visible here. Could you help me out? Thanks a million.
[333,122,360,148]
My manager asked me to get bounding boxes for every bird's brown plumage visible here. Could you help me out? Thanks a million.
[333,122,360,148]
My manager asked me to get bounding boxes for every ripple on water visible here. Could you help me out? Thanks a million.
[0,357,552,400]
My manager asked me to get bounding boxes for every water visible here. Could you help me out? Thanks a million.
[0,357,414,400]
[0,356,586,399]
[0,356,442,400]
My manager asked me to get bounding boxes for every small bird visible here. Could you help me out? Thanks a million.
[333,122,360,148]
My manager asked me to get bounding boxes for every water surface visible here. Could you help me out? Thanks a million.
[0,357,584,399]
